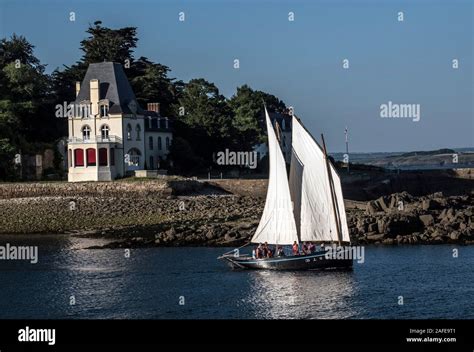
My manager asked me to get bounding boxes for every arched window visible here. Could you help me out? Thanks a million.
[158,137,162,150]
[74,149,84,167]
[149,136,153,150]
[100,104,109,117]
[86,148,96,166]
[166,137,170,151]
[99,148,108,166]
[101,125,109,140]
[82,125,91,140]
[126,124,132,140]
[136,124,141,140]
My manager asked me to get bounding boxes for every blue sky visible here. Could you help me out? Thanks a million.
[1,0,472,152]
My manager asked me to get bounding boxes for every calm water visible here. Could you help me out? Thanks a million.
[0,235,473,319]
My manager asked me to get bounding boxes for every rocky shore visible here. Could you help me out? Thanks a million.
[348,192,473,245]
[0,177,472,248]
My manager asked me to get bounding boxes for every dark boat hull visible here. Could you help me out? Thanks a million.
[220,251,352,271]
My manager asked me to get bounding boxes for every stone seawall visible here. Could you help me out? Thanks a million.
[0,179,217,199]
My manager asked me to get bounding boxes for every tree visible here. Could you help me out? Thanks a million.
[173,78,233,166]
[0,139,16,180]
[52,21,138,106]
[228,84,287,150]
[0,35,54,146]
[80,21,138,65]
[130,57,180,117]
[168,136,202,174]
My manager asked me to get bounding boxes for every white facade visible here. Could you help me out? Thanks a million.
[67,62,172,182]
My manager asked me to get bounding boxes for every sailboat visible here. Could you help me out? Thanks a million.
[218,107,353,270]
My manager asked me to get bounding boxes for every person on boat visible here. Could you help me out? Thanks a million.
[256,243,263,259]
[292,241,299,255]
[320,243,325,252]
[308,242,316,253]
[263,242,273,258]
[276,246,285,257]
[252,246,257,259]
[261,242,268,258]
[302,242,311,255]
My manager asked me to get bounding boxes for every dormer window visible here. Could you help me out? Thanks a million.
[82,125,91,141]
[100,104,109,118]
[80,104,90,119]
[127,124,132,140]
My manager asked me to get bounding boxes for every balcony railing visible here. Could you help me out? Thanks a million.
[68,135,122,144]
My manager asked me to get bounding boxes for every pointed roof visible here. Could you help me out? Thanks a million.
[75,62,143,114]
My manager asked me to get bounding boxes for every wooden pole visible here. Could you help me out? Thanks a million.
[321,134,343,246]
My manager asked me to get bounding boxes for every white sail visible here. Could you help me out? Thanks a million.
[289,116,350,243]
[330,163,351,242]
[251,108,298,245]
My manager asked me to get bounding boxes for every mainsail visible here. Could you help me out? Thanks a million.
[251,109,298,245]
[252,109,350,245]
[289,116,350,243]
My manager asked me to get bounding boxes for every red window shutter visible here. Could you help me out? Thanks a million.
[99,148,108,166]
[74,149,84,167]
[87,148,96,166]
[110,148,115,166]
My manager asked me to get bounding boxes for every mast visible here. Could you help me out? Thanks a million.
[321,134,343,246]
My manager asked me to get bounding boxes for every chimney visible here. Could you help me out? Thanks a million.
[90,79,100,116]
[147,102,160,114]
[75,82,81,97]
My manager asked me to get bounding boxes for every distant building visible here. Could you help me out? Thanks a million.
[67,62,172,182]
[254,111,292,163]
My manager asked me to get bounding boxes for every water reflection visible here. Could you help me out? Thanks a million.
[243,270,357,319]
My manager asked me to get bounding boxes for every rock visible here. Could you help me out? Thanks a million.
[419,214,435,226]
[224,232,237,242]
[430,229,447,238]
[368,223,378,232]
[446,208,456,220]
[382,238,394,245]
[366,201,382,214]
[166,227,176,236]
[449,231,460,241]
[422,199,434,210]
[367,233,385,241]
[205,228,216,240]
[377,218,388,234]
